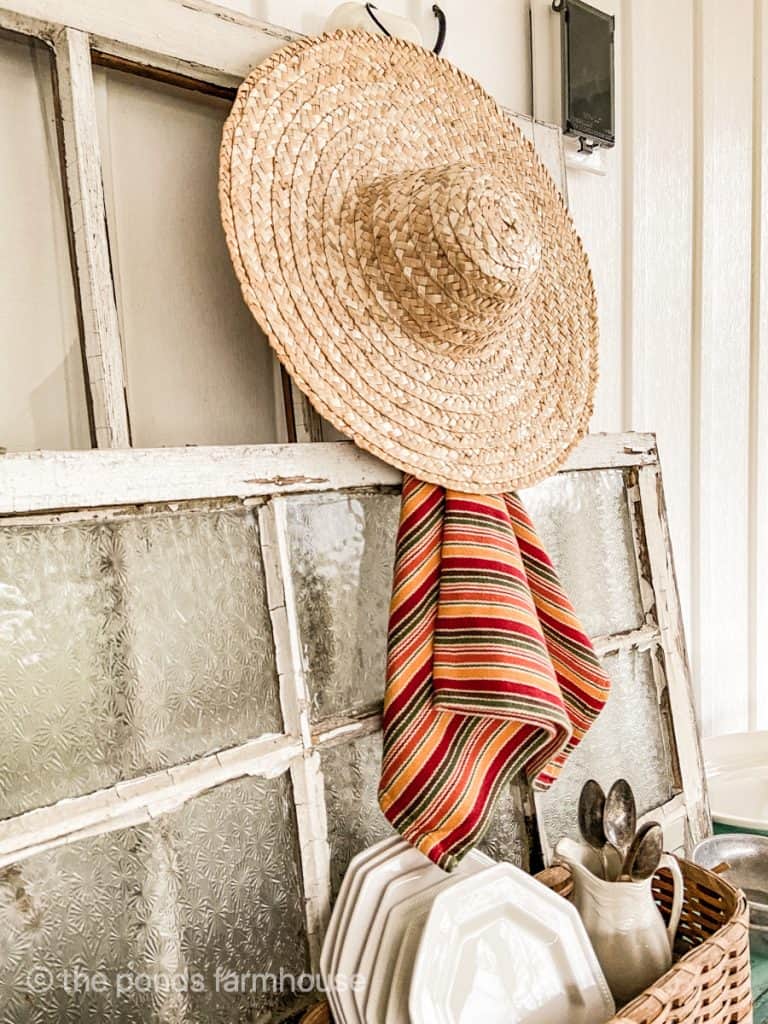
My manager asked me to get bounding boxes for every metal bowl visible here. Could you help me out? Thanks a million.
[692,833,768,957]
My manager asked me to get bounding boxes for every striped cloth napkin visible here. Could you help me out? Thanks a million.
[378,475,611,870]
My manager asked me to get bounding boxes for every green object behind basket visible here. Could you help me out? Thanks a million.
[753,955,768,1024]
[715,821,768,837]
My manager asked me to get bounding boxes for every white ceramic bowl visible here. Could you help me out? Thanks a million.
[704,731,768,834]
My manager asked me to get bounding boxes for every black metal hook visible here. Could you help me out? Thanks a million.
[552,0,566,12]
[432,5,447,54]
[365,3,447,54]
[364,3,391,36]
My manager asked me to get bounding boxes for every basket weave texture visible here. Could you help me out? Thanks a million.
[302,858,752,1024]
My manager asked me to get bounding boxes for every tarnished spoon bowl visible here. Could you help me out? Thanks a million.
[604,779,637,878]
[623,821,663,882]
[578,781,607,856]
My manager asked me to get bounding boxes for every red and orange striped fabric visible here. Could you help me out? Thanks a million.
[378,475,611,869]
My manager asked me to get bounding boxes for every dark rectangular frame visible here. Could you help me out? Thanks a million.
[560,0,616,148]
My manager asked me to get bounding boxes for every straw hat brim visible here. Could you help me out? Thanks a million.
[220,30,598,493]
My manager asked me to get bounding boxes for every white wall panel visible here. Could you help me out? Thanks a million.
[626,0,694,638]
[695,0,754,735]
[755,0,768,728]
[238,0,533,113]
[94,67,279,448]
[0,32,90,451]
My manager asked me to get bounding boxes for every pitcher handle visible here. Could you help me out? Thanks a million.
[659,852,684,948]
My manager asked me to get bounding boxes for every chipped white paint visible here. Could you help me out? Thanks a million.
[313,712,383,749]
[592,623,661,658]
[0,0,297,87]
[289,752,332,968]
[637,465,710,846]
[260,497,332,965]
[0,442,400,515]
[0,433,656,516]
[290,379,326,444]
[259,501,312,745]
[0,733,299,872]
[639,793,689,856]
[52,27,130,448]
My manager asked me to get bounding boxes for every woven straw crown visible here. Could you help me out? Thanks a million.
[220,30,598,492]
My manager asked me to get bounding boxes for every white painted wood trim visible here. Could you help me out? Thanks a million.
[637,465,710,847]
[289,753,332,969]
[624,468,708,853]
[753,0,768,729]
[259,502,312,747]
[695,0,754,738]
[0,733,299,871]
[0,0,298,87]
[313,711,383,749]
[290,380,325,444]
[52,26,130,448]
[639,793,689,856]
[0,441,705,931]
[537,463,708,867]
[261,498,332,967]
[0,433,658,516]
[540,791,688,864]
[0,707,377,878]
[592,623,661,657]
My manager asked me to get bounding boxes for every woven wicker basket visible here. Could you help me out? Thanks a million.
[302,858,752,1024]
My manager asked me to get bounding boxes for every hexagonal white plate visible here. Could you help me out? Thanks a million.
[333,843,435,1023]
[357,848,494,1023]
[409,863,615,1024]
[320,836,404,1021]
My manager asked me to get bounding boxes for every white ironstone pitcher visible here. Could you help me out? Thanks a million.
[555,837,684,1006]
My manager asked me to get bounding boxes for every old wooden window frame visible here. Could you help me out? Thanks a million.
[0,432,708,967]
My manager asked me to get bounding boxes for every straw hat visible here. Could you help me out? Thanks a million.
[220,30,598,492]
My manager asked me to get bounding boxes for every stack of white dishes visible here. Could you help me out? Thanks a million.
[320,837,615,1024]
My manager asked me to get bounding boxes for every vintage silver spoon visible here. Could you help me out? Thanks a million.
[621,820,664,882]
[578,779,611,879]
[604,778,637,881]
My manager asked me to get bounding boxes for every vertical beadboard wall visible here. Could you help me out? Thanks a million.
[623,0,766,737]
[756,0,768,731]
[694,0,754,736]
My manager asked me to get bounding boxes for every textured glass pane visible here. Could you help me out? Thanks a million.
[322,733,395,897]
[0,770,305,1019]
[95,68,279,447]
[285,492,400,721]
[0,505,281,818]
[0,32,90,451]
[477,781,529,869]
[0,774,307,1023]
[520,470,643,637]
[537,648,674,851]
